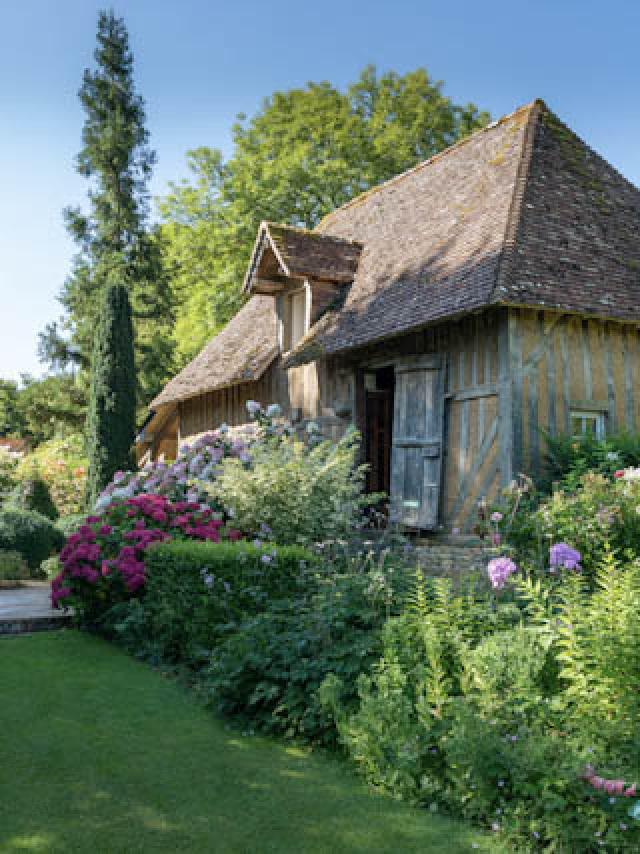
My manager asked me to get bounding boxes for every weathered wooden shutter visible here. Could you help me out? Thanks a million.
[390,355,445,530]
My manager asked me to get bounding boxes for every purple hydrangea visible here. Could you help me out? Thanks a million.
[487,556,518,590]
[549,543,582,572]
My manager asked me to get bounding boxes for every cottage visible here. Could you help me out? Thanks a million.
[141,100,640,533]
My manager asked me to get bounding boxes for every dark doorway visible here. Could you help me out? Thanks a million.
[365,366,395,498]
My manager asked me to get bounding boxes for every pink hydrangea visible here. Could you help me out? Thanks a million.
[52,493,242,611]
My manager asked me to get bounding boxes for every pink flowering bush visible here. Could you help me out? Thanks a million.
[51,493,241,622]
[96,428,253,511]
[486,467,640,588]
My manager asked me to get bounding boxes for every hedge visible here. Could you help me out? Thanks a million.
[134,540,319,664]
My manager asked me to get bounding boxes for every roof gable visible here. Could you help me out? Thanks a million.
[243,221,363,293]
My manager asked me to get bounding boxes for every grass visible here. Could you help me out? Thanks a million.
[0,631,497,853]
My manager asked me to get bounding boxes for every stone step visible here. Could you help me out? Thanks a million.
[412,542,493,579]
[0,614,72,636]
[0,583,72,636]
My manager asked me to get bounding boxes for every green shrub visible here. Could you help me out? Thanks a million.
[56,514,86,538]
[40,555,62,580]
[9,476,58,520]
[323,562,640,851]
[15,434,87,516]
[111,540,319,665]
[542,431,640,491]
[204,569,403,747]
[208,429,373,545]
[0,509,65,570]
[0,549,30,581]
[0,447,18,502]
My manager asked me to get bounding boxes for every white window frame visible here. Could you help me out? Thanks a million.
[570,409,606,440]
[280,280,310,353]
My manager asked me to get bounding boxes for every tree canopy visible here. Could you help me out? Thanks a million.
[159,66,490,365]
[41,10,173,406]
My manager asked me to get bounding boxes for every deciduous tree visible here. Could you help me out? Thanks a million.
[159,66,489,365]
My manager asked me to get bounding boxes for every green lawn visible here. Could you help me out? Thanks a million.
[0,632,496,853]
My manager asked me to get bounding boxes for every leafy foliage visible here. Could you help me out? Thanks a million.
[85,284,136,507]
[10,374,86,446]
[210,427,372,546]
[159,67,489,364]
[0,509,64,571]
[204,563,407,747]
[8,475,58,520]
[15,434,87,516]
[0,379,25,437]
[41,10,173,406]
[52,494,241,622]
[0,447,18,502]
[322,559,640,851]
[542,431,640,491]
[0,549,30,581]
[110,540,318,666]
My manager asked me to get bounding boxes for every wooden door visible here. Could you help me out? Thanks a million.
[366,390,392,495]
[390,355,445,530]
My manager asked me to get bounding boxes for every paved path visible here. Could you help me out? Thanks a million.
[0,582,71,634]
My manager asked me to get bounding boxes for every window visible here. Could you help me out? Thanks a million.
[283,288,308,351]
[570,410,606,440]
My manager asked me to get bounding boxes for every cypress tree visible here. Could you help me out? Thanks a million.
[85,284,136,507]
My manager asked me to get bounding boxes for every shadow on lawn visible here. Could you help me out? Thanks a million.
[0,632,495,853]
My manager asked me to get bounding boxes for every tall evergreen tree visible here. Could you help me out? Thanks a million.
[85,284,136,508]
[41,9,173,405]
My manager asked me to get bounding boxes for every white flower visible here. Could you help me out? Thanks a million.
[246,400,262,416]
[265,403,281,418]
[306,421,319,433]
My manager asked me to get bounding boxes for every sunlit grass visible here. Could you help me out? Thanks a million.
[0,632,498,853]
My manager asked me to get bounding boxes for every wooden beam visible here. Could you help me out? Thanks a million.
[446,384,497,402]
[254,278,286,293]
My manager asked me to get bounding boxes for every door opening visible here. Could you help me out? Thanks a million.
[365,366,395,500]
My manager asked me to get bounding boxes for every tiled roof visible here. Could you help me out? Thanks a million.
[243,222,363,291]
[151,296,278,407]
[286,100,640,364]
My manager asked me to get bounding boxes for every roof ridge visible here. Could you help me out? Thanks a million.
[264,221,364,247]
[317,100,542,231]
[490,100,543,303]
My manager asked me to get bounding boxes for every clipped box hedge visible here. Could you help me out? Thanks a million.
[140,540,319,663]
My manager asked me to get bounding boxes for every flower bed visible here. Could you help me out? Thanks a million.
[52,493,240,621]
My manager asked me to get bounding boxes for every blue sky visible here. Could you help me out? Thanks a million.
[1,0,638,381]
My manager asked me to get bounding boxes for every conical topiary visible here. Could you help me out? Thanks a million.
[85,284,136,508]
